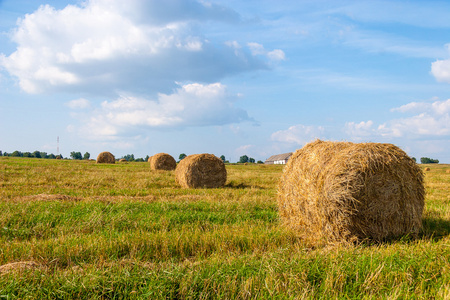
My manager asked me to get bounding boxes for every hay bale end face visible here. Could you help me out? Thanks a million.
[175,154,227,188]
[424,167,431,171]
[278,140,425,245]
[96,151,115,164]
[150,153,176,171]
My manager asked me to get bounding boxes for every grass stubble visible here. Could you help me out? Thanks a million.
[0,157,450,299]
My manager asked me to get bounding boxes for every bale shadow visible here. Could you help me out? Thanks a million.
[420,216,450,241]
[224,182,264,189]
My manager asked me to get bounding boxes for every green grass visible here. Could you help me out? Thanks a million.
[1,158,450,299]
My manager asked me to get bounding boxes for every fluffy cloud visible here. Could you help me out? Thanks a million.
[344,120,375,140]
[71,82,251,138]
[431,44,450,83]
[0,0,276,96]
[346,99,450,139]
[271,124,325,145]
[247,42,285,62]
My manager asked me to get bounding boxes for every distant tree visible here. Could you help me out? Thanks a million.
[145,155,150,162]
[83,152,90,160]
[220,155,226,162]
[40,152,48,159]
[70,151,82,160]
[135,158,144,162]
[11,151,22,157]
[122,154,135,161]
[179,153,187,161]
[420,157,439,164]
[257,160,263,164]
[33,151,41,158]
[0,151,2,156]
[48,153,56,159]
[3,152,8,156]
[249,157,255,163]
[23,152,32,158]
[239,155,249,163]
[411,157,416,163]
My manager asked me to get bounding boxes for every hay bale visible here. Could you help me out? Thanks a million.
[150,153,176,170]
[148,156,153,164]
[446,170,450,174]
[424,167,431,171]
[96,151,115,164]
[119,158,127,162]
[278,140,425,245]
[175,154,227,188]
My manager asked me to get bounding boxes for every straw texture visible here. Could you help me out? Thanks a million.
[175,154,227,188]
[150,153,176,171]
[96,151,115,164]
[278,140,425,245]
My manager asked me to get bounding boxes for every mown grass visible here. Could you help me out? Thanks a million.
[0,158,450,299]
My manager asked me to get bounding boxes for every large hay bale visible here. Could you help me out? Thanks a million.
[150,153,176,170]
[175,154,227,188]
[96,151,115,164]
[278,140,425,245]
[148,156,153,164]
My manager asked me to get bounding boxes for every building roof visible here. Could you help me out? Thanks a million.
[265,152,293,162]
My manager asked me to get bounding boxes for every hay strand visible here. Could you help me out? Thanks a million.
[96,151,115,164]
[150,153,176,171]
[175,154,227,188]
[277,140,425,246]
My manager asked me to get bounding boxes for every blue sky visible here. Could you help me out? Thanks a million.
[1,0,450,163]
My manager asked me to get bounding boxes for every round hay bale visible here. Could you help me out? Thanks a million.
[424,167,431,171]
[150,153,176,170]
[175,154,227,188]
[446,169,450,174]
[119,158,127,162]
[148,156,153,164]
[278,140,425,245]
[96,151,115,164]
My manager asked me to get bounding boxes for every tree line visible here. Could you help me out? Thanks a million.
[0,150,438,165]
[0,150,63,159]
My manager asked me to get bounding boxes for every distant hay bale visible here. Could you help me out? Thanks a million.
[119,158,127,162]
[424,167,431,171]
[96,151,115,164]
[278,140,425,246]
[175,154,227,188]
[446,170,450,174]
[150,153,176,170]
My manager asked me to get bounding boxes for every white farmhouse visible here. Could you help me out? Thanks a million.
[264,153,293,165]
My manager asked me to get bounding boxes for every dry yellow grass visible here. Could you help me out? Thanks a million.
[278,140,425,246]
[96,151,115,164]
[175,154,227,188]
[150,153,176,171]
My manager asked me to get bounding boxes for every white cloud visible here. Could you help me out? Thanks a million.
[66,98,91,109]
[247,42,285,62]
[271,124,324,145]
[344,120,375,140]
[74,82,251,139]
[349,99,450,139]
[0,0,271,96]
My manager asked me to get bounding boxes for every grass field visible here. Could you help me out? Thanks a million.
[0,157,449,299]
